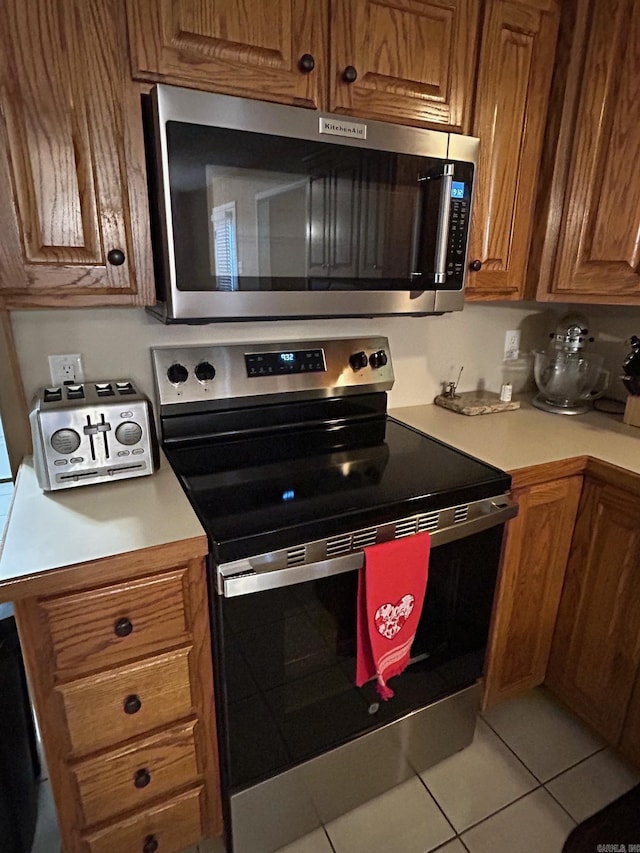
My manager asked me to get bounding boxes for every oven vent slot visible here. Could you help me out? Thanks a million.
[395,518,418,539]
[352,528,377,549]
[286,545,306,566]
[417,511,440,533]
[454,505,469,524]
[326,534,352,557]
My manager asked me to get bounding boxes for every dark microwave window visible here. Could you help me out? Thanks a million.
[166,121,458,294]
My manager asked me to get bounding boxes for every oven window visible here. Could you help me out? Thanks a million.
[217,524,503,792]
[166,121,450,294]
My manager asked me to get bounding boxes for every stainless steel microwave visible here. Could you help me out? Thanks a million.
[145,84,479,323]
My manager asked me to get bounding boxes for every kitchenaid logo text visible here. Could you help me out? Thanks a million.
[319,117,367,139]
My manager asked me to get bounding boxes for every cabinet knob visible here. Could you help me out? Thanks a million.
[114,617,133,637]
[143,835,159,853]
[134,768,151,789]
[123,694,142,715]
[469,259,482,272]
[107,248,125,266]
[298,53,315,73]
[342,65,358,84]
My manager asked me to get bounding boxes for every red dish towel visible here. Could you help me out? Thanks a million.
[356,532,431,700]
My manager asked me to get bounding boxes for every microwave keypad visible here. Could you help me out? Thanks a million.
[447,200,469,281]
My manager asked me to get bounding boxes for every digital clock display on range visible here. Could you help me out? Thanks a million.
[245,349,326,377]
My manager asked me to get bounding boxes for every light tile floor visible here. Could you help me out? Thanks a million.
[30,686,640,853]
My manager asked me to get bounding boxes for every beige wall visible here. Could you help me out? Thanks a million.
[12,302,571,409]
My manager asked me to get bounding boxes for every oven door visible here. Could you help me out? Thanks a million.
[213,518,509,796]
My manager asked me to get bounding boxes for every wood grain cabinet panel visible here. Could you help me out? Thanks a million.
[0,0,154,307]
[466,0,559,300]
[13,555,221,852]
[40,568,190,678]
[72,720,199,827]
[483,473,582,708]
[620,669,640,767]
[84,785,204,853]
[546,478,640,743]
[527,0,640,303]
[126,0,327,109]
[57,647,195,757]
[329,0,479,130]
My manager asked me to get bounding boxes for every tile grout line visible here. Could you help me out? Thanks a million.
[479,710,607,788]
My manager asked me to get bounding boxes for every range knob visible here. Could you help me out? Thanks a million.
[115,422,143,446]
[195,361,216,383]
[369,350,388,369]
[167,363,188,385]
[50,428,81,455]
[349,351,369,372]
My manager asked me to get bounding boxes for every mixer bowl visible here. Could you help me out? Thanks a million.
[532,350,609,414]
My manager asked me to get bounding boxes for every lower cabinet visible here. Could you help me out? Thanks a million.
[546,466,640,747]
[13,552,221,853]
[483,463,583,708]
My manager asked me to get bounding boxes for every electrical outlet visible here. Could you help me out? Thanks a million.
[503,330,521,361]
[48,354,84,386]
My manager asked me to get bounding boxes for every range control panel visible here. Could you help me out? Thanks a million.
[152,337,395,409]
[30,380,157,491]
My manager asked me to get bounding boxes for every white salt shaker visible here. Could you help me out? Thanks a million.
[500,382,513,402]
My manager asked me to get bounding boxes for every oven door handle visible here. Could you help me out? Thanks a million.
[217,495,517,597]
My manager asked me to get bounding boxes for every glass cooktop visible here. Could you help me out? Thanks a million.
[165,418,510,562]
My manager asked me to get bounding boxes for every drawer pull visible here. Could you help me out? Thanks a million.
[134,768,151,789]
[143,835,159,853]
[114,617,133,637]
[123,694,142,715]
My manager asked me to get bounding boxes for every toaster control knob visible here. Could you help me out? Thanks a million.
[195,361,216,382]
[369,350,388,369]
[167,363,188,385]
[50,429,81,455]
[115,422,143,446]
[349,351,369,372]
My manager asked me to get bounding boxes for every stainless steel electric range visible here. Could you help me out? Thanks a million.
[151,336,517,853]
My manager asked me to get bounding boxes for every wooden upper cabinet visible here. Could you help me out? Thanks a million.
[465,0,559,300]
[126,0,327,109]
[0,0,154,308]
[329,0,479,130]
[546,475,640,743]
[527,0,640,304]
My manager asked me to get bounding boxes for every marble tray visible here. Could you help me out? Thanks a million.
[434,390,521,416]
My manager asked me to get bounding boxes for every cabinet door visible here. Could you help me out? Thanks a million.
[0,0,153,308]
[531,0,640,303]
[126,0,326,110]
[330,0,480,131]
[483,474,582,708]
[620,669,640,768]
[465,0,558,300]
[546,479,640,743]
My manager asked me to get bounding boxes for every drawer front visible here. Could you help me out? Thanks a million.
[57,648,193,756]
[73,720,200,827]
[84,785,203,853]
[41,568,190,677]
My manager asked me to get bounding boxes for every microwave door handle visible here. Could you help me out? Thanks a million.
[410,164,454,283]
[434,163,454,284]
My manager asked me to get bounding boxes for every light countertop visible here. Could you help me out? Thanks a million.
[390,398,640,475]
[0,451,206,597]
[2,398,638,601]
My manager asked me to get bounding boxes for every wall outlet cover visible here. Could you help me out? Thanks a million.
[503,330,521,361]
[49,354,84,386]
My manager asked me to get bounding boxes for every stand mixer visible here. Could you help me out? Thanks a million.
[532,314,609,415]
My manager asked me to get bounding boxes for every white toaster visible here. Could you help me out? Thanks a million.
[29,380,158,491]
